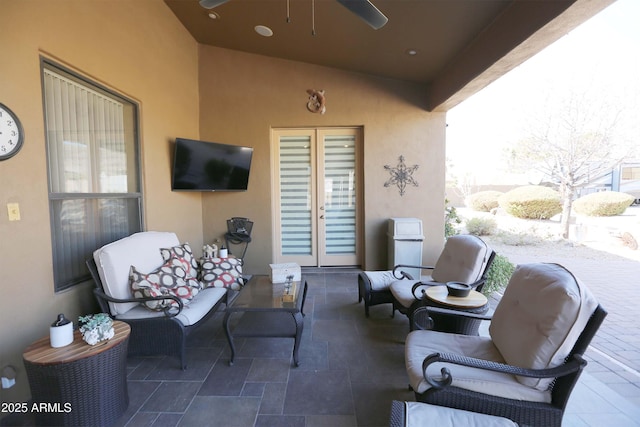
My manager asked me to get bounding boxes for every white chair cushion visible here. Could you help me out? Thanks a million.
[363,270,397,291]
[405,329,551,403]
[390,276,436,309]
[489,263,598,390]
[431,235,490,284]
[403,402,518,427]
[94,231,180,315]
[116,287,227,326]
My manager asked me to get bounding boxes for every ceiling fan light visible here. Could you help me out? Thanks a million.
[199,0,231,10]
[255,25,274,37]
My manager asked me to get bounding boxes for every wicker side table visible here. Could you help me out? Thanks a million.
[23,321,130,427]
[420,287,489,335]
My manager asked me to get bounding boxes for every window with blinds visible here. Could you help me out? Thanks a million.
[42,61,142,291]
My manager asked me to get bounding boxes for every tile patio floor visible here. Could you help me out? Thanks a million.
[3,268,640,426]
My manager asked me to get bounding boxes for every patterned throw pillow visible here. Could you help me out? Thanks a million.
[200,257,244,290]
[129,261,201,311]
[160,243,199,280]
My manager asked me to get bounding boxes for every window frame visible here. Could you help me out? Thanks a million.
[40,58,144,292]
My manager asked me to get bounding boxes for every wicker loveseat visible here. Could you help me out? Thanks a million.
[87,231,231,369]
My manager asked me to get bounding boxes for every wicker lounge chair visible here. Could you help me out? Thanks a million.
[389,400,517,427]
[389,234,495,331]
[404,263,607,427]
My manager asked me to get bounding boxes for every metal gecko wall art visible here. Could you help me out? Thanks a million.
[384,155,419,196]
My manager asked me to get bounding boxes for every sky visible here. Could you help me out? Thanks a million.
[446,0,640,185]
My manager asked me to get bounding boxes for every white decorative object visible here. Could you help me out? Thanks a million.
[203,244,218,259]
[269,262,301,283]
[49,314,74,348]
[219,246,228,258]
[79,313,114,346]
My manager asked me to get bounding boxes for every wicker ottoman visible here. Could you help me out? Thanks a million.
[23,321,130,427]
[358,271,397,317]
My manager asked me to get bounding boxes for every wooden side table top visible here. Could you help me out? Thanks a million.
[425,286,488,309]
[23,320,130,366]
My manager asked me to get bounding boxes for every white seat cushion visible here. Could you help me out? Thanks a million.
[364,270,401,292]
[390,276,436,308]
[405,329,552,403]
[489,263,598,390]
[94,231,181,315]
[403,402,518,427]
[116,287,227,326]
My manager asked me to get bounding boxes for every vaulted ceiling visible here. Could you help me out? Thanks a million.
[165,0,615,111]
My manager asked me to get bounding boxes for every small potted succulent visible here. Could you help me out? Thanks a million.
[78,313,114,345]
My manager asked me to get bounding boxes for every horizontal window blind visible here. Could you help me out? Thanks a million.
[279,136,313,256]
[323,135,356,255]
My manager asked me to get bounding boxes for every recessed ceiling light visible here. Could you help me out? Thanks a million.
[208,11,220,19]
[255,25,273,37]
[405,49,418,56]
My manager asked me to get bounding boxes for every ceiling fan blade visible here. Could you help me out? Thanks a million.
[199,0,232,9]
[336,0,388,30]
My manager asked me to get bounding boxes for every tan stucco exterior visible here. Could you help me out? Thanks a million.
[1,0,444,403]
[197,45,445,274]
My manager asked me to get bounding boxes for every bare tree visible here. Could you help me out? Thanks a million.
[507,90,633,238]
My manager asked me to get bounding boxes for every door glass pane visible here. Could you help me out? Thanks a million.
[279,136,312,256]
[323,135,356,255]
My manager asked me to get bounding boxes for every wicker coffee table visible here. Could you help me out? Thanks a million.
[223,275,308,366]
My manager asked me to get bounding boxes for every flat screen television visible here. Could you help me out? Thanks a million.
[171,138,253,191]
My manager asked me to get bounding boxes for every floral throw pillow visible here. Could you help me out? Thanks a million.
[160,243,199,280]
[200,257,244,290]
[129,261,201,311]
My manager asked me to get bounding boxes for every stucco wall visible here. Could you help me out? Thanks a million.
[0,0,447,406]
[0,0,201,403]
[198,46,446,274]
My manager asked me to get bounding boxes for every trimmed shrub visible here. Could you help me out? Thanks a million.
[573,191,634,216]
[482,254,515,296]
[499,185,562,219]
[467,191,504,212]
[445,199,461,238]
[466,217,497,236]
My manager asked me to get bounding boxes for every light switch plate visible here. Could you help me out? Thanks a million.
[7,203,20,221]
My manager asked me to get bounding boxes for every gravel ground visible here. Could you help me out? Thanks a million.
[456,205,640,263]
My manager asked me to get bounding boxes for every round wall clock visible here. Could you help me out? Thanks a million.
[0,103,25,161]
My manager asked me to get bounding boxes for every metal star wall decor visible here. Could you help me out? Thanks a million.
[384,155,419,196]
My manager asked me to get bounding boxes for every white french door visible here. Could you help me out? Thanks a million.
[272,128,361,267]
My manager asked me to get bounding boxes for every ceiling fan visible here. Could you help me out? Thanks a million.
[199,0,388,30]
